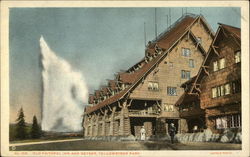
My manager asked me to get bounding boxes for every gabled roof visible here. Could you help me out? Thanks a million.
[85,14,213,114]
[189,23,241,94]
[219,23,240,40]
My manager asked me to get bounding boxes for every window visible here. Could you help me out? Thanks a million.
[219,58,225,69]
[186,71,191,79]
[181,70,185,79]
[232,80,241,94]
[213,61,218,71]
[181,70,191,79]
[216,114,241,129]
[220,85,225,96]
[235,51,241,63]
[148,82,153,90]
[182,48,191,57]
[212,87,217,98]
[153,82,159,90]
[216,116,227,129]
[167,87,177,96]
[229,114,241,128]
[197,37,202,44]
[212,83,231,98]
[213,58,226,72]
[225,83,230,95]
[164,104,174,112]
[148,82,159,91]
[189,59,194,68]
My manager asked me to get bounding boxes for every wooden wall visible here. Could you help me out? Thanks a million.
[200,35,241,110]
[130,20,213,119]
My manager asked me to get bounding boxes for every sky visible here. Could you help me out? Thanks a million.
[9,7,241,123]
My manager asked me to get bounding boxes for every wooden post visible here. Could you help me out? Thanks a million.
[90,115,94,137]
[83,115,89,137]
[102,109,107,136]
[109,106,116,136]
[95,113,100,136]
[119,102,125,136]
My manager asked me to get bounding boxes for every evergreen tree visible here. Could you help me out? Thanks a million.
[31,115,42,138]
[15,107,27,139]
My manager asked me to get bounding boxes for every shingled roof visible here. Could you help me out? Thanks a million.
[85,14,213,114]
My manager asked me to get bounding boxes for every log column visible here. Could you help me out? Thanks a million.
[95,113,100,136]
[109,106,116,136]
[120,102,131,136]
[89,115,94,136]
[119,102,125,136]
[101,110,107,136]
[83,115,89,137]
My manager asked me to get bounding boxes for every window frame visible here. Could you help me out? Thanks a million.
[181,70,191,79]
[219,58,226,69]
[189,59,194,68]
[167,87,177,96]
[148,81,159,91]
[235,51,241,63]
[182,48,191,57]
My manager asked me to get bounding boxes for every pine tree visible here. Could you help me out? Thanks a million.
[15,107,27,139]
[31,115,42,138]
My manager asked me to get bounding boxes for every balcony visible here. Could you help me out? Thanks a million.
[128,109,159,117]
[179,107,205,118]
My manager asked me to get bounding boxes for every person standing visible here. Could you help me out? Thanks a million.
[140,126,146,141]
[168,123,176,144]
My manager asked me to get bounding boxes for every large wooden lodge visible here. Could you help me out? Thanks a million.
[83,14,240,138]
[176,23,241,133]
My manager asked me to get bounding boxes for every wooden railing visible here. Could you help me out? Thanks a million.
[128,109,159,116]
[179,107,205,118]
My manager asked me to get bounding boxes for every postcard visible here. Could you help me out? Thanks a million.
[1,1,249,157]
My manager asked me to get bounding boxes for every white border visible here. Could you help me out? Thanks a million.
[1,1,249,157]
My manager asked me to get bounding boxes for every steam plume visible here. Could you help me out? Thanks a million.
[40,36,88,132]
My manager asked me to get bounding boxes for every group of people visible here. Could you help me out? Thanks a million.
[140,123,176,144]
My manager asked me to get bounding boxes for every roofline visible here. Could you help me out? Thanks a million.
[200,15,216,37]
[86,15,214,114]
[189,24,241,93]
[218,23,240,30]
[218,23,241,40]
[189,27,222,93]
[119,15,208,100]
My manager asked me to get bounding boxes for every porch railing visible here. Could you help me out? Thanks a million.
[128,109,159,116]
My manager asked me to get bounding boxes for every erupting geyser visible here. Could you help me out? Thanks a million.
[40,36,88,132]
